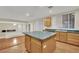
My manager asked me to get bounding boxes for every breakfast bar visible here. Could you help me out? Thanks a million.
[24,31,56,53]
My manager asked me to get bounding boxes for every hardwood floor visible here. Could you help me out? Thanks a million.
[0,36,79,53]
[0,36,25,50]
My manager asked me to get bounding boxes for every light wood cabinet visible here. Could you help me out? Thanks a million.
[25,36,31,52]
[56,32,79,46]
[56,32,60,40]
[43,16,51,27]
[67,33,79,46]
[42,36,56,53]
[25,35,56,53]
[30,36,56,53]
[31,38,41,53]
[56,32,67,42]
[59,32,67,42]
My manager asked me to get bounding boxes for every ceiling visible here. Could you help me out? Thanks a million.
[0,6,79,22]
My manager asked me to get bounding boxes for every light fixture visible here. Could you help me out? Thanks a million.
[26,13,30,16]
[49,10,52,14]
[13,23,16,26]
[48,6,53,14]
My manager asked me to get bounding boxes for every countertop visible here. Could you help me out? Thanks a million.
[24,31,56,40]
[45,28,79,33]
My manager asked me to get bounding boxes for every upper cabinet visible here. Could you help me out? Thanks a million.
[43,16,51,27]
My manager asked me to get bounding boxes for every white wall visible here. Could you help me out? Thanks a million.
[34,20,43,31]
[75,10,79,29]
[28,20,43,31]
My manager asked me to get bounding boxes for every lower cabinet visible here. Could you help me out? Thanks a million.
[56,32,60,40]
[59,32,67,42]
[56,32,79,46]
[56,32,67,42]
[67,33,79,46]
[31,38,41,53]
[25,35,56,53]
[25,36,31,52]
[42,36,56,53]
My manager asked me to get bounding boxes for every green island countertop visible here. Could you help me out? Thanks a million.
[23,31,56,40]
[45,29,79,33]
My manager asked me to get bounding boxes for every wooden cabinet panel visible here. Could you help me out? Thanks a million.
[68,33,79,39]
[25,36,31,52]
[56,32,60,40]
[42,36,56,53]
[68,33,79,45]
[31,38,41,53]
[43,16,51,27]
[30,36,56,53]
[59,32,67,42]
[25,35,56,53]
[56,32,79,46]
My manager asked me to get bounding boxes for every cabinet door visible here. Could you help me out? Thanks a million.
[59,32,67,42]
[31,38,41,53]
[68,33,79,45]
[42,36,56,53]
[43,16,51,27]
[56,32,60,40]
[25,36,31,52]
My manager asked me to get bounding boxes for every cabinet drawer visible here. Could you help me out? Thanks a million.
[68,33,79,40]
[60,32,67,35]
[68,33,79,45]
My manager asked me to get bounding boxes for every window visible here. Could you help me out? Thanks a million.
[62,13,75,28]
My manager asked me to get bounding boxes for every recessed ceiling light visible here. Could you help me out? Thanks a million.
[13,24,16,26]
[26,13,30,16]
[49,10,52,14]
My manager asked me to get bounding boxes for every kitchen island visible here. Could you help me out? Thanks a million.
[24,31,56,53]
